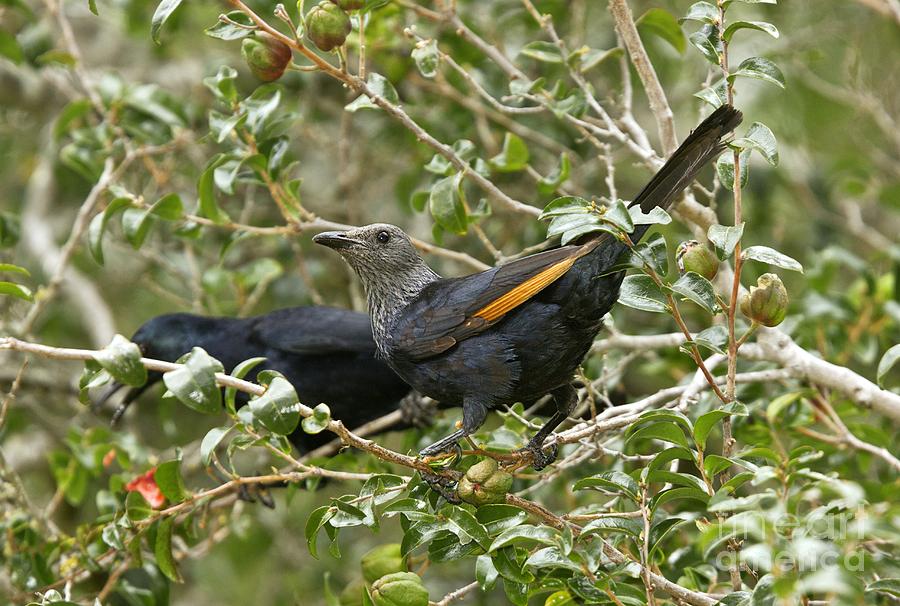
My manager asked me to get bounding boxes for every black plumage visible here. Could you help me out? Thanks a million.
[313,106,742,477]
[96,306,414,451]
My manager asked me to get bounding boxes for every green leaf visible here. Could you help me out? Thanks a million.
[205,11,255,40]
[489,525,557,552]
[866,579,900,598]
[604,199,634,232]
[694,82,728,108]
[579,47,623,73]
[203,65,238,103]
[717,592,752,606]
[476,554,499,591]
[650,486,710,511]
[519,41,563,63]
[670,271,719,314]
[155,459,189,502]
[707,223,744,260]
[305,505,336,559]
[53,99,93,140]
[689,24,722,64]
[649,517,689,558]
[618,274,668,313]
[695,403,748,448]
[723,20,779,42]
[476,504,528,535]
[154,518,182,582]
[630,205,672,226]
[151,0,184,45]
[200,426,230,466]
[121,207,155,250]
[538,153,571,194]
[224,356,266,414]
[637,8,686,54]
[703,454,734,478]
[766,391,804,422]
[301,403,331,435]
[0,281,33,302]
[411,39,439,78]
[731,122,778,166]
[88,197,132,264]
[345,73,399,112]
[626,421,692,449]
[125,490,152,521]
[540,196,590,218]
[573,471,639,502]
[489,133,530,173]
[197,155,231,224]
[681,1,718,24]
[628,232,669,275]
[0,263,29,277]
[250,371,301,436]
[694,325,728,354]
[92,334,147,387]
[429,173,468,235]
[0,30,23,64]
[728,56,785,89]
[162,347,224,414]
[716,149,750,190]
[877,344,900,387]
[741,245,803,272]
[149,193,184,220]
[581,515,642,537]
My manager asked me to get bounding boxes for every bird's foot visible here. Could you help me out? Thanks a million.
[421,472,461,504]
[419,441,463,466]
[516,439,559,471]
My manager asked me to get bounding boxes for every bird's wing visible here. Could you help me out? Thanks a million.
[391,243,595,360]
[252,307,377,355]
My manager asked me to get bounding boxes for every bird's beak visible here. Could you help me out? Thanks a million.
[313,231,364,250]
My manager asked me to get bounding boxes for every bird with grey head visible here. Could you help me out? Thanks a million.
[314,104,743,501]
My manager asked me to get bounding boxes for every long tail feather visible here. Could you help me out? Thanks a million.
[631,104,743,214]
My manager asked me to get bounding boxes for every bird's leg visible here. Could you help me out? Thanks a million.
[418,401,487,459]
[419,401,488,502]
[517,384,576,471]
[419,429,466,458]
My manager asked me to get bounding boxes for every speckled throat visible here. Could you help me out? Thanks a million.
[356,261,441,359]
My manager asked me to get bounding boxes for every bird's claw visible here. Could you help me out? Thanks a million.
[517,440,558,471]
[419,441,462,467]
[422,472,461,504]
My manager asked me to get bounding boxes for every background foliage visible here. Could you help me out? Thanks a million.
[1,0,899,605]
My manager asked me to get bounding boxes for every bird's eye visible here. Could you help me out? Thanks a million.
[376,231,391,244]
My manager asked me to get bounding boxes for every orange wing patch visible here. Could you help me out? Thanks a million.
[473,255,579,322]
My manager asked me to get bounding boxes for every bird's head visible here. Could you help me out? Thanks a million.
[314,223,427,279]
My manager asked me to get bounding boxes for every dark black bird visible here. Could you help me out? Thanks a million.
[96,306,416,452]
[313,105,742,474]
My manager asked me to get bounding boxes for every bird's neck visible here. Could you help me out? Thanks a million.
[360,262,440,356]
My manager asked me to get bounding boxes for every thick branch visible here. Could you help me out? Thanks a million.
[743,329,900,422]
[608,0,678,154]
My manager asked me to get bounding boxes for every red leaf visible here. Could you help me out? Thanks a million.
[103,448,116,469]
[125,468,166,508]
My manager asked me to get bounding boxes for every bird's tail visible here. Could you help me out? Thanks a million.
[628,104,743,240]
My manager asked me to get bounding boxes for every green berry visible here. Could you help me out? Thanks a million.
[306,1,351,52]
[241,32,292,82]
[740,273,789,327]
[457,458,513,506]
[370,572,429,606]
[361,543,405,583]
